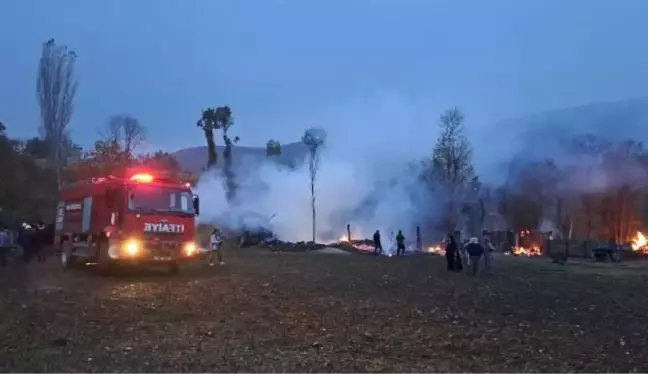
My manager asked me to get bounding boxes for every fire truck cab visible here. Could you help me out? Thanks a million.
[55,171,200,274]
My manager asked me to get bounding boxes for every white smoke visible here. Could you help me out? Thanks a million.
[193,94,648,242]
[196,150,431,243]
[195,92,447,243]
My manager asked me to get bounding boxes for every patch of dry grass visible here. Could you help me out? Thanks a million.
[1,248,647,372]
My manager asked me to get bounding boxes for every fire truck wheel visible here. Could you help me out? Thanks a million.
[168,261,179,275]
[97,245,114,276]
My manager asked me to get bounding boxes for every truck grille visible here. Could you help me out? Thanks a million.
[146,241,181,255]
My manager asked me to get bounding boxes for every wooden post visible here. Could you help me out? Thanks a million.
[346,224,351,242]
[514,231,519,248]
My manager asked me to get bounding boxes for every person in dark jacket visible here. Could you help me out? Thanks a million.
[34,221,47,262]
[395,230,405,256]
[466,237,484,276]
[18,223,35,263]
[0,225,10,268]
[445,235,459,271]
[373,230,383,256]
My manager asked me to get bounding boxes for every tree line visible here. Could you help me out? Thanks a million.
[195,100,646,247]
[422,107,648,247]
[0,39,181,226]
[4,38,644,247]
[492,135,648,245]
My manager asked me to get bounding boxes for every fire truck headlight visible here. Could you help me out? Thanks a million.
[108,245,120,259]
[123,239,140,257]
[184,242,197,256]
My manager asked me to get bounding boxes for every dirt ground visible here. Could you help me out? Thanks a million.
[2,248,648,372]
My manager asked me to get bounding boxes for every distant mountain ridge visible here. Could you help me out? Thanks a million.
[499,96,648,141]
[173,141,309,172]
[471,97,648,181]
[174,97,648,173]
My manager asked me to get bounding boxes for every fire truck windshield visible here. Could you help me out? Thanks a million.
[127,185,193,215]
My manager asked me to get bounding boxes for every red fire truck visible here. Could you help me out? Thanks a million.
[54,171,200,274]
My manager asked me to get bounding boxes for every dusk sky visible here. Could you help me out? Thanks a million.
[1,0,647,152]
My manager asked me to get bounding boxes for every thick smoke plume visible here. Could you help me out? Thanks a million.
[196,93,648,243]
[196,93,449,244]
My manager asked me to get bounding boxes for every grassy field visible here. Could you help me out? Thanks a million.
[1,248,648,372]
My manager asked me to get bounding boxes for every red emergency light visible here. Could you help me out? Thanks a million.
[130,173,154,183]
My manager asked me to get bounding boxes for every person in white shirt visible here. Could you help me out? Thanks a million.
[209,228,225,266]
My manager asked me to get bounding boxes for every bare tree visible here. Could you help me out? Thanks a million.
[100,115,147,157]
[37,38,78,188]
[571,134,609,241]
[599,140,644,244]
[302,128,327,244]
[122,116,146,155]
[427,107,475,231]
[101,116,122,145]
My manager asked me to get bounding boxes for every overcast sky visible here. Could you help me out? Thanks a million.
[1,0,647,152]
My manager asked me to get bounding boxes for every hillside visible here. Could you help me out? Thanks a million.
[173,141,309,172]
[472,97,648,180]
[174,97,648,174]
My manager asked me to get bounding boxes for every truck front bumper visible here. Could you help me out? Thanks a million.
[108,240,198,262]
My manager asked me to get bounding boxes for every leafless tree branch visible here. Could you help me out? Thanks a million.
[99,115,147,156]
[36,38,78,188]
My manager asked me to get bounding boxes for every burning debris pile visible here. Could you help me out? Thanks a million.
[631,231,648,254]
[336,235,376,253]
[233,222,648,262]
[425,244,445,256]
[510,245,542,257]
[338,233,448,256]
[505,229,543,257]
[227,223,561,260]
[272,241,328,252]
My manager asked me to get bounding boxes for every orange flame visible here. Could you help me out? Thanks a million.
[426,245,445,255]
[512,245,541,257]
[631,231,647,253]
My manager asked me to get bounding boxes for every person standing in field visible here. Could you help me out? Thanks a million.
[18,223,35,263]
[465,237,484,276]
[373,230,383,256]
[396,230,405,256]
[209,228,225,266]
[0,225,10,268]
[446,235,459,271]
[483,236,495,275]
[34,221,47,262]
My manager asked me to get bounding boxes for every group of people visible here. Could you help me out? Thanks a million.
[372,229,407,256]
[0,222,52,268]
[444,234,495,275]
[369,228,495,275]
[208,225,495,277]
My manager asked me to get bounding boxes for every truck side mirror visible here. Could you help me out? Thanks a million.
[193,194,200,216]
